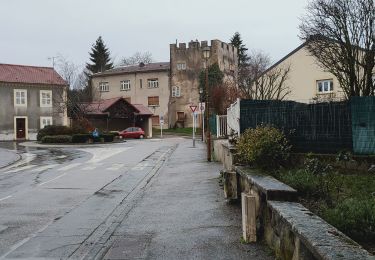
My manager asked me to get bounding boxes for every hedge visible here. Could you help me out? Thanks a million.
[71,133,114,143]
[37,125,73,141]
[41,135,72,144]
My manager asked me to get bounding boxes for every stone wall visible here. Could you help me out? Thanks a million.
[216,145,374,259]
[169,40,238,128]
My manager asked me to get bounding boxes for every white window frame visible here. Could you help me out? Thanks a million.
[40,90,52,107]
[148,79,159,89]
[177,63,186,71]
[317,80,334,94]
[40,116,53,129]
[14,89,27,107]
[120,80,131,91]
[172,86,181,97]
[99,82,109,92]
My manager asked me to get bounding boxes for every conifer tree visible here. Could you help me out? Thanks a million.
[86,36,113,74]
[230,32,249,66]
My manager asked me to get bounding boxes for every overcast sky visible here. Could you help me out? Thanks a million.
[1,0,309,69]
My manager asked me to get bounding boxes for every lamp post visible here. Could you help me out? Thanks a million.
[202,46,211,162]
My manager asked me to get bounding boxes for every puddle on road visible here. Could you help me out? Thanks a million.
[0,142,85,167]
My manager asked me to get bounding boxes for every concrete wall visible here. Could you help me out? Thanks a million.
[170,40,238,128]
[92,70,170,129]
[0,83,67,140]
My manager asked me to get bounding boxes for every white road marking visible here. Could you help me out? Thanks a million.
[57,162,82,171]
[0,195,12,202]
[38,172,70,186]
[1,152,36,172]
[107,163,124,171]
[5,164,36,173]
[82,163,103,171]
[78,147,132,164]
[30,164,59,173]
[56,155,67,159]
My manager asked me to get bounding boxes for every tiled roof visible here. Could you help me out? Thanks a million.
[83,97,153,116]
[132,104,153,115]
[92,62,170,77]
[0,63,67,86]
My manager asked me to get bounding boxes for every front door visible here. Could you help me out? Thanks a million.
[16,118,26,139]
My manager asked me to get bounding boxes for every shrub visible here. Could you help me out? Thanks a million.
[41,135,72,144]
[236,125,291,170]
[304,153,333,176]
[37,125,73,141]
[71,134,91,143]
[323,198,375,240]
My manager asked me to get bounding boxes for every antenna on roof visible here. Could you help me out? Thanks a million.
[47,56,58,68]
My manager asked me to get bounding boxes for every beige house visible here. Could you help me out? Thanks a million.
[265,41,346,102]
[91,62,170,129]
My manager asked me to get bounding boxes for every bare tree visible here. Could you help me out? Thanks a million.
[119,51,153,66]
[253,65,291,100]
[239,50,291,100]
[54,55,101,130]
[300,0,375,97]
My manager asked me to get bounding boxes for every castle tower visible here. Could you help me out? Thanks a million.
[169,39,238,128]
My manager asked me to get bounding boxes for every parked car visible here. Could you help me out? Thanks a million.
[119,127,145,139]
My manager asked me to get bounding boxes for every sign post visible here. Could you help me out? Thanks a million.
[190,105,197,147]
[199,102,206,141]
[159,115,164,138]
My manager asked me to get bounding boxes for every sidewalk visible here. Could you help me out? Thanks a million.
[0,147,20,168]
[103,140,273,260]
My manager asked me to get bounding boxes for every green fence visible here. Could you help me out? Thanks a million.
[351,97,375,155]
[209,114,217,136]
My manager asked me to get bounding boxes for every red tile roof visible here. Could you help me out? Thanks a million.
[83,97,153,116]
[92,62,170,77]
[132,104,153,115]
[0,63,67,86]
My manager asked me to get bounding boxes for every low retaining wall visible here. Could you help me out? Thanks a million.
[222,166,374,260]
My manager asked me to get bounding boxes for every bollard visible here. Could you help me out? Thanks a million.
[241,193,257,242]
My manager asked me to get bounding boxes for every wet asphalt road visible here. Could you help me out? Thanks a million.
[0,138,183,259]
[0,139,273,260]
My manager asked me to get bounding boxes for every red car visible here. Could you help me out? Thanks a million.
[119,127,145,139]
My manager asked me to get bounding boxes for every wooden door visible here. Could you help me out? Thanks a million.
[16,118,26,139]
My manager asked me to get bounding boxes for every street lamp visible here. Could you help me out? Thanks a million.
[202,46,211,162]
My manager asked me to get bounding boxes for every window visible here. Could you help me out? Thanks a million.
[172,86,181,97]
[148,96,159,106]
[40,116,52,129]
[120,80,130,91]
[139,79,142,88]
[177,112,185,121]
[40,90,52,107]
[148,79,159,88]
[14,89,27,106]
[151,116,160,126]
[317,80,333,93]
[99,82,109,92]
[177,63,186,71]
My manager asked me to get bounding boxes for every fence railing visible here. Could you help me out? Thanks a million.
[216,115,227,138]
[227,98,240,136]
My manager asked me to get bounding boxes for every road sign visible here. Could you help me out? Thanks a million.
[190,105,197,113]
[198,102,206,113]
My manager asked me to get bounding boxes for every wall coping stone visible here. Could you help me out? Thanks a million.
[221,142,237,152]
[235,166,297,201]
[268,201,375,260]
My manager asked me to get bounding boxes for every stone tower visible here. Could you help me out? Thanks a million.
[169,39,238,128]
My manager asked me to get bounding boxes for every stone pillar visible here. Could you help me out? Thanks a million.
[241,193,257,242]
[223,171,237,201]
